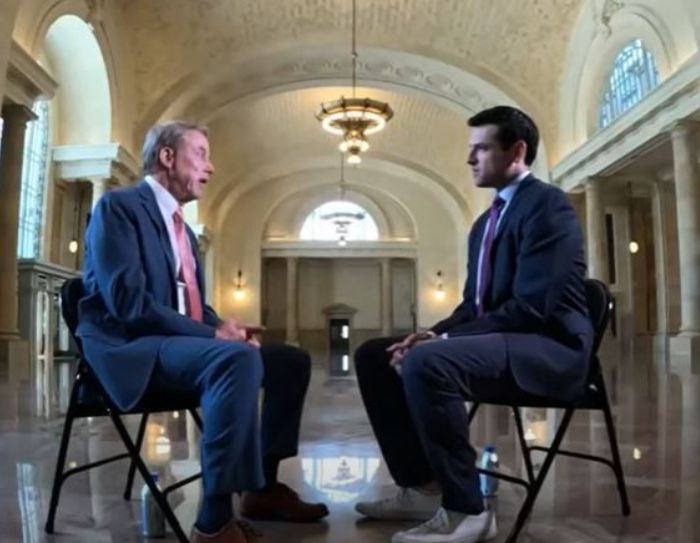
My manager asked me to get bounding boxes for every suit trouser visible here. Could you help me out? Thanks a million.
[355,334,511,514]
[150,338,311,497]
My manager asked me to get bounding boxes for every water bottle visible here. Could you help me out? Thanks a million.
[140,472,165,538]
[479,445,499,497]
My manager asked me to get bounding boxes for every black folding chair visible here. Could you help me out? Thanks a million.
[469,278,630,542]
[45,277,204,543]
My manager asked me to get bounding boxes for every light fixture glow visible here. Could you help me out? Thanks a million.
[68,240,79,254]
[434,270,446,300]
[524,427,537,442]
[629,241,639,254]
[233,269,246,301]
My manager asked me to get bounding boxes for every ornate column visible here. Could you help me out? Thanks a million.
[380,258,393,336]
[90,176,111,209]
[0,104,36,339]
[285,257,299,346]
[585,177,608,283]
[669,122,700,361]
[650,179,670,338]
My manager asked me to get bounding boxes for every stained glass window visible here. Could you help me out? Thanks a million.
[599,39,659,129]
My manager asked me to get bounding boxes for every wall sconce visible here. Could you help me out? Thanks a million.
[434,270,446,301]
[68,191,80,254]
[628,182,639,254]
[233,269,246,301]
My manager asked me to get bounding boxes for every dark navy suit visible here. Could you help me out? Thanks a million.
[355,176,593,513]
[78,180,311,496]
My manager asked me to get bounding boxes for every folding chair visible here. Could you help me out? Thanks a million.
[45,277,203,543]
[469,278,630,542]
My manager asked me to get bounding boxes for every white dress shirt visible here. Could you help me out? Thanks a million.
[474,170,530,308]
[144,175,197,314]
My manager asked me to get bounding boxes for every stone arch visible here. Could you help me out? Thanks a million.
[41,14,111,145]
[559,2,687,154]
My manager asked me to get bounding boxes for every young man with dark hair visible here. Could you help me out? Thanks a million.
[354,106,592,543]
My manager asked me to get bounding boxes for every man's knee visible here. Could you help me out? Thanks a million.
[212,343,264,386]
[401,346,443,387]
[274,344,311,385]
[355,337,392,374]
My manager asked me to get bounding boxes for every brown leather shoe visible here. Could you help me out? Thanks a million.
[241,482,329,522]
[191,519,261,543]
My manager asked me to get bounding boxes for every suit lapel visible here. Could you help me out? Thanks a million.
[137,181,177,280]
[493,175,536,243]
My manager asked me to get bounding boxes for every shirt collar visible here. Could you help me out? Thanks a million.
[145,175,180,217]
[497,170,530,204]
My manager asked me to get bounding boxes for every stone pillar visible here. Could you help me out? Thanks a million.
[669,123,700,361]
[286,257,299,346]
[380,258,393,336]
[651,180,670,339]
[0,104,36,340]
[90,177,110,210]
[585,177,608,283]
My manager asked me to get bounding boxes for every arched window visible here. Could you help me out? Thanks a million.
[17,101,50,259]
[599,39,659,129]
[300,201,379,243]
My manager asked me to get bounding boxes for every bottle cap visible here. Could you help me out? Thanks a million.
[150,472,159,483]
[484,445,495,452]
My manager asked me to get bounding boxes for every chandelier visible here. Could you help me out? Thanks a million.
[315,0,393,164]
[320,154,365,246]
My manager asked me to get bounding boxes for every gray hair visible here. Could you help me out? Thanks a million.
[141,121,208,174]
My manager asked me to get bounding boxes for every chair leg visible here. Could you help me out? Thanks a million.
[512,407,535,484]
[602,397,631,516]
[467,402,480,424]
[188,408,203,431]
[505,408,574,543]
[124,413,149,500]
[44,408,76,533]
[108,412,190,543]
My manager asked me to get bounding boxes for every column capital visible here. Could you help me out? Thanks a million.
[669,120,700,140]
[1,103,37,125]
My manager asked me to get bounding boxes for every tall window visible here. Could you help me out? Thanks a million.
[17,101,50,259]
[599,39,659,129]
[300,201,379,242]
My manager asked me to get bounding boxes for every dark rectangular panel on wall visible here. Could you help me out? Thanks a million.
[605,213,616,284]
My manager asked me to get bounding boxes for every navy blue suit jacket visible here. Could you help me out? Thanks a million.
[77,180,221,411]
[431,176,594,400]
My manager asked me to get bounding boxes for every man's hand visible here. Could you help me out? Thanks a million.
[386,331,438,373]
[216,318,266,347]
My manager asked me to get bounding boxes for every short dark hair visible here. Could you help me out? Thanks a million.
[142,121,208,174]
[467,106,539,165]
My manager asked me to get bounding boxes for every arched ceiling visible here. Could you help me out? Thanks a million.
[120,0,585,136]
[201,86,490,225]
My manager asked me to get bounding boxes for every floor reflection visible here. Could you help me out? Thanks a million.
[0,336,699,542]
[301,456,381,503]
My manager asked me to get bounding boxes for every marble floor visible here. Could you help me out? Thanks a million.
[1,336,699,542]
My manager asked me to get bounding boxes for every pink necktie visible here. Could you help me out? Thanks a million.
[477,196,506,316]
[172,209,203,322]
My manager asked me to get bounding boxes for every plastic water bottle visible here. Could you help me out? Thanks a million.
[479,445,500,497]
[140,472,165,538]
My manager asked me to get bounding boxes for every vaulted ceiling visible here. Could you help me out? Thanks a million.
[114,0,586,224]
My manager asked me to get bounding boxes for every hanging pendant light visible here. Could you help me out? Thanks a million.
[315,0,393,165]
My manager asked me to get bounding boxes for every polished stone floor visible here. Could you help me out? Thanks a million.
[1,336,699,542]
